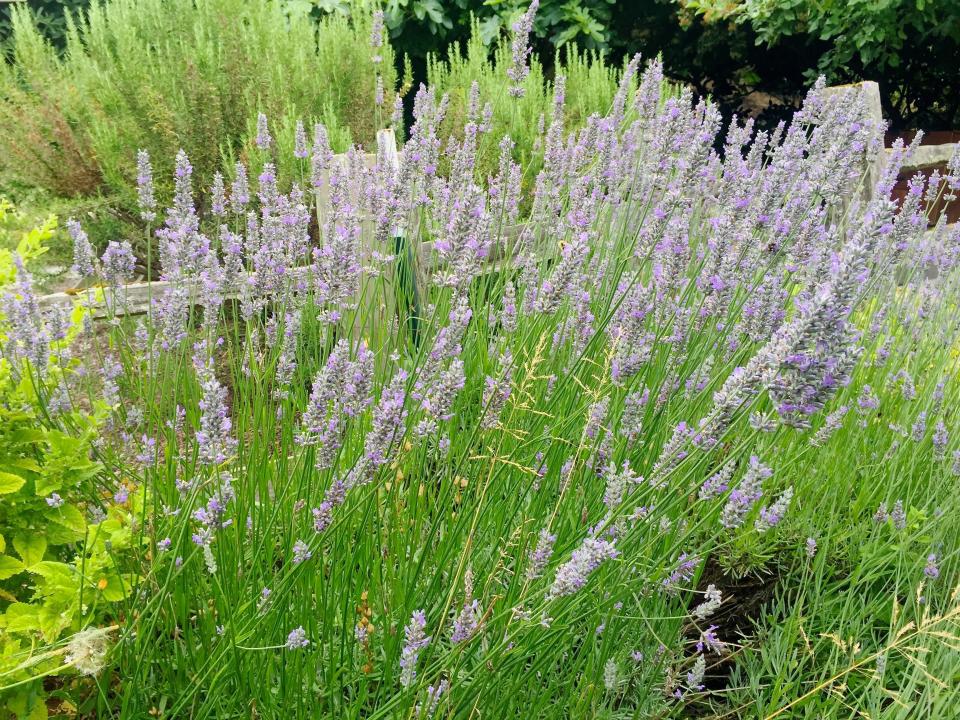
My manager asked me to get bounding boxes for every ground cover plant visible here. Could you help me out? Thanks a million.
[2,8,960,718]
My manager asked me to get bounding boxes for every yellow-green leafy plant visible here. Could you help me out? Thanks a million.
[0,200,139,719]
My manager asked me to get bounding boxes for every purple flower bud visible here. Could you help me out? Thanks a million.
[891,499,906,530]
[506,1,539,98]
[548,535,618,598]
[285,626,309,650]
[399,610,431,687]
[101,240,136,286]
[755,487,793,532]
[194,344,236,465]
[210,172,227,216]
[231,162,250,213]
[292,539,312,564]
[136,149,156,222]
[255,112,272,150]
[720,456,770,528]
[294,120,309,159]
[526,528,556,581]
[67,218,96,277]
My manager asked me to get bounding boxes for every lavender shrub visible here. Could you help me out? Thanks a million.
[3,53,959,719]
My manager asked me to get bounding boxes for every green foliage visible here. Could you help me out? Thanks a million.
[0,0,393,211]
[686,0,955,74]
[0,0,90,53]
[678,0,960,127]
[0,210,137,718]
[427,19,638,190]
[0,199,55,283]
[380,0,616,57]
[0,191,126,291]
[714,287,960,717]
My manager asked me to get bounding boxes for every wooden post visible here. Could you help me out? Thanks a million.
[377,128,424,347]
[823,81,884,206]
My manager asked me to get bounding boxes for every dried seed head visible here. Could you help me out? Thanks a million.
[65,626,113,676]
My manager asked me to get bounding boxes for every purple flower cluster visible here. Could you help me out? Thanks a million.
[450,569,480,644]
[67,218,96,277]
[548,534,619,599]
[526,528,556,581]
[480,350,513,430]
[364,368,409,467]
[136,149,157,222]
[417,678,448,718]
[194,343,236,465]
[506,1,539,98]
[101,240,136,286]
[2,258,50,373]
[755,487,794,532]
[720,456,771,529]
[298,340,374,469]
[413,295,471,436]
[399,610,431,688]
[662,553,699,595]
[285,626,309,650]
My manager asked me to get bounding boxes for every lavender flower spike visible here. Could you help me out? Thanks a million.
[67,218,96,278]
[370,9,385,63]
[526,528,556,581]
[294,119,309,159]
[231,162,250,213]
[693,584,722,620]
[194,344,237,465]
[450,568,480,644]
[255,112,272,150]
[548,534,618,599]
[136,149,157,222]
[101,240,137,286]
[755,487,794,532]
[399,610,431,688]
[285,626,309,650]
[506,0,539,98]
[210,172,227,216]
[720,456,770,529]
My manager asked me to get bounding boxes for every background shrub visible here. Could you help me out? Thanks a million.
[427,19,638,193]
[670,0,960,130]
[0,0,393,211]
[3,0,959,133]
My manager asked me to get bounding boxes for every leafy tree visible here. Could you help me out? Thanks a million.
[675,0,960,128]
[0,0,90,52]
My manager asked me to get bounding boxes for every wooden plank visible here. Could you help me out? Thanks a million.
[37,223,545,321]
[892,142,958,172]
[37,268,315,319]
